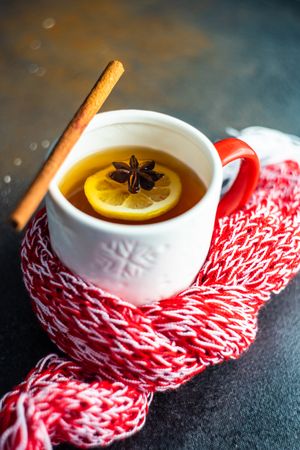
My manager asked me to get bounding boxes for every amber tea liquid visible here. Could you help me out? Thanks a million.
[59,147,206,225]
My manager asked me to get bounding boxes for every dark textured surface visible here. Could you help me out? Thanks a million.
[0,0,299,449]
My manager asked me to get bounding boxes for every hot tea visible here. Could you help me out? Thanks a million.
[59,146,206,225]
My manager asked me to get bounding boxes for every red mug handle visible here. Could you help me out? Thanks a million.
[214,138,260,217]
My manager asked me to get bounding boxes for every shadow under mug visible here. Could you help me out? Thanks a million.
[47,110,260,305]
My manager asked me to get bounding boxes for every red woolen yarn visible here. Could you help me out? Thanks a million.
[1,161,300,449]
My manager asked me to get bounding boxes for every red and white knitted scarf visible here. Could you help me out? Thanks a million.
[0,128,300,449]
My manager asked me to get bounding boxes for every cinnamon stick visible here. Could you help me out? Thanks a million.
[11,60,125,231]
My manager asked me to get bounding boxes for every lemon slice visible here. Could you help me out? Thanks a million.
[84,163,182,221]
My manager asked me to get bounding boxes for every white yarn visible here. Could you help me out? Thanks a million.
[226,126,300,165]
[222,126,300,194]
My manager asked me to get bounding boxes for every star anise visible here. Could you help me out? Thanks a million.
[109,154,164,194]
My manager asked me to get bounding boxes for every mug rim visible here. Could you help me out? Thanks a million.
[48,109,223,234]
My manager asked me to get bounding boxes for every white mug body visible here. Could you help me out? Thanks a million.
[47,110,223,305]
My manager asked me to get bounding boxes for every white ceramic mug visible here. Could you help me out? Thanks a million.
[47,110,259,305]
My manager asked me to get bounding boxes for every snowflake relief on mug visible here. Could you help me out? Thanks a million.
[96,239,167,279]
